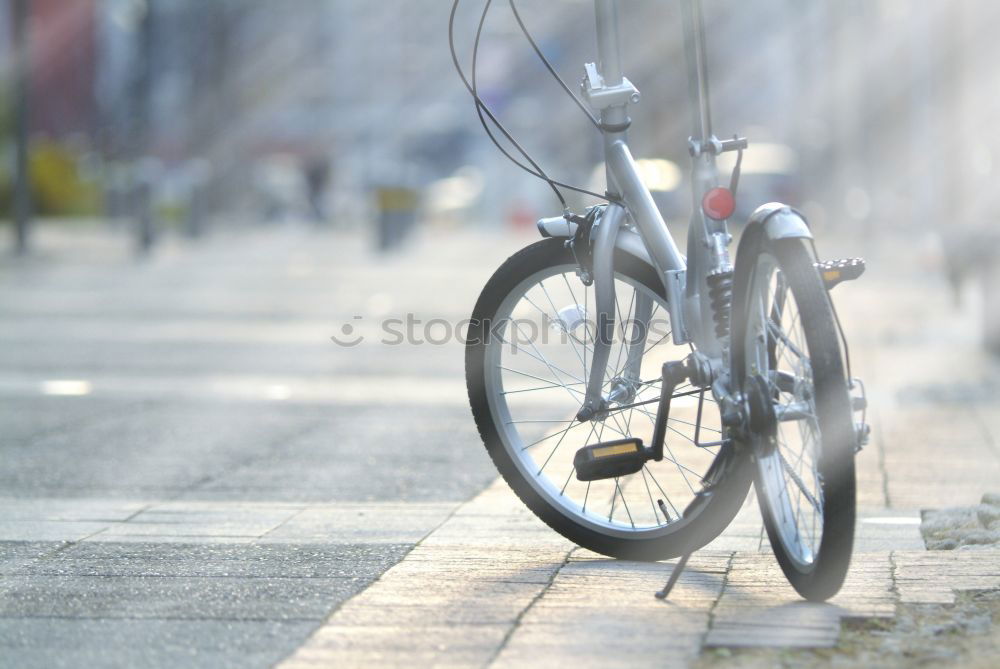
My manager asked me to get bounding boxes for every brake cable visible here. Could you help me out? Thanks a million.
[449,0,619,208]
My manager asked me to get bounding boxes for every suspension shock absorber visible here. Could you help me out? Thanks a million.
[704,229,734,340]
[701,182,738,341]
[707,268,734,339]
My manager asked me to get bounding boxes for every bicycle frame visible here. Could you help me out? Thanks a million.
[571,0,732,417]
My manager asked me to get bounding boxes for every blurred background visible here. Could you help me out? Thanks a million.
[1,0,997,349]
[0,0,997,455]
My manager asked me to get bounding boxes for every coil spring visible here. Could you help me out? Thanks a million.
[707,270,734,339]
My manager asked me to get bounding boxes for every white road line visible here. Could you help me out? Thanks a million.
[0,374,470,405]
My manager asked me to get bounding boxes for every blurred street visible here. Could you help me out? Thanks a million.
[2,222,999,667]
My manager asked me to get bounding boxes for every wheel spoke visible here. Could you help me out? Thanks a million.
[508,321,584,387]
[768,319,807,362]
[498,366,585,394]
[537,280,589,371]
[536,418,582,474]
[502,381,585,396]
[484,261,728,537]
[640,467,663,525]
[614,478,635,528]
[643,465,681,519]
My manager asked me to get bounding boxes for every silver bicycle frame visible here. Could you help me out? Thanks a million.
[575,0,731,416]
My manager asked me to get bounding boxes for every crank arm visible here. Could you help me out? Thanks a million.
[573,358,693,481]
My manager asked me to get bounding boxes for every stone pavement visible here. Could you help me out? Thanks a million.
[2,222,1000,667]
[277,226,1000,667]
[0,223,503,667]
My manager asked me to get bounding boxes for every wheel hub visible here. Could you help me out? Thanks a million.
[746,374,777,453]
[605,376,638,407]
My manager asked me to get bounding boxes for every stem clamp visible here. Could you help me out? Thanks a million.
[581,62,641,112]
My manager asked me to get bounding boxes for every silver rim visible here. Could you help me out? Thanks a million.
[745,253,824,568]
[484,263,722,539]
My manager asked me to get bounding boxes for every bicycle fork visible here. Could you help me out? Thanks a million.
[576,203,627,422]
[562,201,723,600]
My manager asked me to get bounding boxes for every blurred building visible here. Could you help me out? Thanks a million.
[26,0,99,138]
[0,0,99,138]
[2,0,999,235]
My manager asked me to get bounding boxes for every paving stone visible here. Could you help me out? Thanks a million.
[0,498,458,546]
[0,575,370,620]
[705,551,895,648]
[880,406,1000,509]
[893,549,1000,605]
[493,618,710,669]
[277,483,574,668]
[290,624,509,669]
[0,520,113,543]
[0,541,66,575]
[9,542,409,579]
[0,497,148,522]
[707,609,841,648]
[0,618,315,669]
[493,553,726,669]
[259,502,457,544]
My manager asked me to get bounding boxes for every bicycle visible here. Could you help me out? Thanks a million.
[455,0,869,601]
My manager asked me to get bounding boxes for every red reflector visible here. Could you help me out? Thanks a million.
[702,187,736,220]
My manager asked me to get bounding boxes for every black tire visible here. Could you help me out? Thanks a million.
[731,232,856,601]
[466,238,752,560]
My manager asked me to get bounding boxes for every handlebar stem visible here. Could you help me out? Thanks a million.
[680,0,713,143]
[594,0,623,86]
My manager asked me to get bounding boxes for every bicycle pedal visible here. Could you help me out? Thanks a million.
[574,438,649,481]
[815,258,865,290]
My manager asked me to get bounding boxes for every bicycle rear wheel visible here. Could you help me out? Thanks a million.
[731,232,856,601]
[466,239,751,560]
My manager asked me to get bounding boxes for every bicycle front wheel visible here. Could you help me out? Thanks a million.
[466,239,751,560]
[731,232,856,601]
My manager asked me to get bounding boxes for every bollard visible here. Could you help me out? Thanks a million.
[184,160,211,239]
[133,158,162,257]
[374,186,418,253]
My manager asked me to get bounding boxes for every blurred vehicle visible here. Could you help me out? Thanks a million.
[717,142,800,224]
[374,184,419,252]
[422,166,484,228]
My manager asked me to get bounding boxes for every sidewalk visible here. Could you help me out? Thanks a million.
[277,227,1000,667]
[2,223,999,667]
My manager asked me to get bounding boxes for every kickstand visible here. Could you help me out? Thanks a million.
[654,552,692,600]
